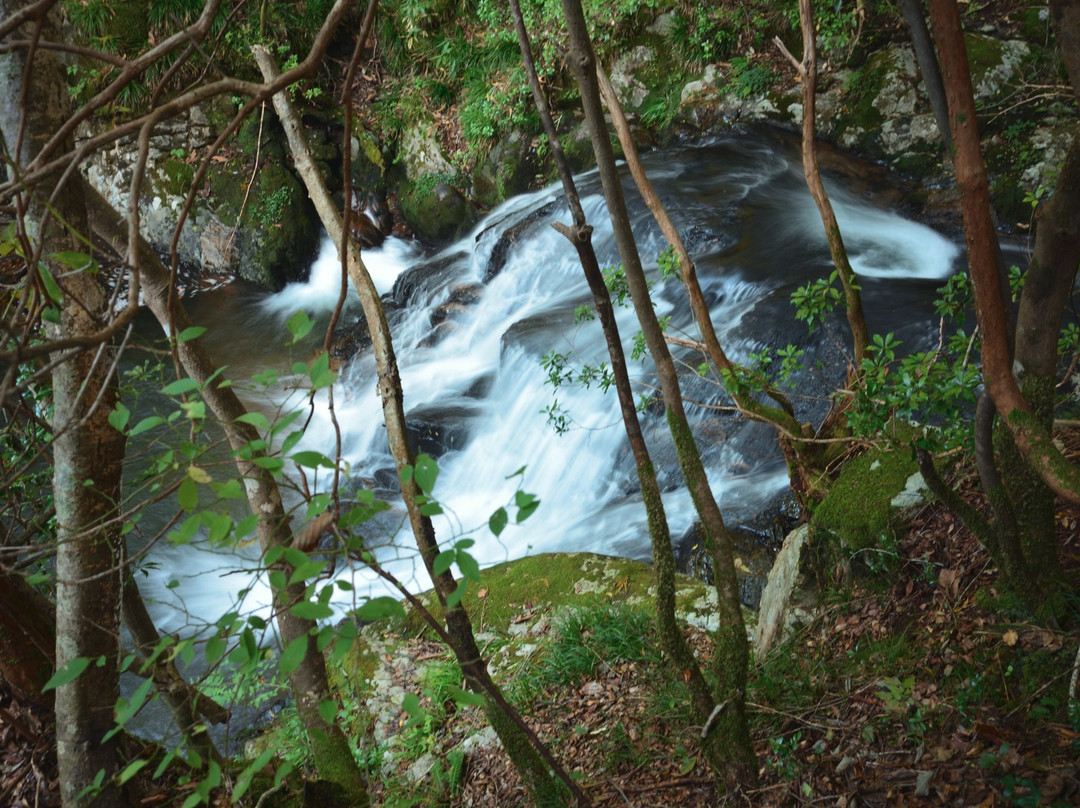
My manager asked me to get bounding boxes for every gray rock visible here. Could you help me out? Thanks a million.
[753,525,817,659]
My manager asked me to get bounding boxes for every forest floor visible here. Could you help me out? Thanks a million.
[2,449,1079,807]
[431,454,1080,808]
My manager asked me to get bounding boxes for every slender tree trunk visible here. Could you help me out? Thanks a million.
[1,4,131,804]
[558,0,756,789]
[252,45,581,807]
[121,571,226,763]
[510,0,743,782]
[592,61,842,498]
[776,0,870,368]
[997,0,1080,584]
[84,180,368,800]
[927,0,1080,507]
[897,0,952,147]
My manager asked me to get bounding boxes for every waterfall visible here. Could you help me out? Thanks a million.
[136,134,961,636]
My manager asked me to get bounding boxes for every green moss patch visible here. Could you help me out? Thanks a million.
[812,444,923,555]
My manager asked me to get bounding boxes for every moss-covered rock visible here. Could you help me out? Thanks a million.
[472,131,538,210]
[207,116,319,289]
[811,444,927,564]
[397,174,477,244]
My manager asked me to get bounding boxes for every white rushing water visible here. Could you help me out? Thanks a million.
[137,138,963,638]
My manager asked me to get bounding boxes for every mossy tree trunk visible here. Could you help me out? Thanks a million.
[558,0,757,790]
[923,0,1080,608]
[510,0,749,783]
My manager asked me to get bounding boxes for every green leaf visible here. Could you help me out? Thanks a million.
[353,596,406,621]
[282,547,309,569]
[232,749,274,802]
[212,479,244,500]
[279,430,304,456]
[446,579,468,609]
[36,262,63,302]
[278,636,308,677]
[269,410,302,437]
[318,698,338,724]
[251,455,285,473]
[43,657,90,691]
[52,250,95,271]
[168,515,201,545]
[177,476,198,512]
[176,326,207,343]
[129,416,165,437]
[308,351,337,390]
[402,692,423,718]
[289,560,327,584]
[108,403,130,433]
[449,685,486,707]
[205,635,226,666]
[414,453,438,494]
[162,377,200,396]
[291,450,335,469]
[114,677,154,726]
[235,513,258,539]
[488,507,508,537]
[289,601,333,621]
[235,412,269,431]
[515,491,540,522]
[287,310,314,343]
[457,550,480,582]
[117,759,148,786]
[433,549,455,576]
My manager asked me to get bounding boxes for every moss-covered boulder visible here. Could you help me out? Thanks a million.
[397,175,477,244]
[811,444,928,571]
[472,131,538,211]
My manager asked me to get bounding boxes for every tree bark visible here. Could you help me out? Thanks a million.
[928,0,1080,504]
[1,3,131,804]
[775,0,870,368]
[122,571,226,763]
[84,180,367,800]
[897,0,952,147]
[558,0,757,790]
[510,0,742,783]
[252,44,581,807]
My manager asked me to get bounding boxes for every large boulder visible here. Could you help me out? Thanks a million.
[82,103,319,290]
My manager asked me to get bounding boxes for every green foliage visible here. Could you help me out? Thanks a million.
[812,442,919,553]
[511,603,660,704]
[727,56,777,99]
[791,271,844,332]
[63,0,333,108]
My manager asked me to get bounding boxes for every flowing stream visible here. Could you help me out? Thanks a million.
[133,132,961,646]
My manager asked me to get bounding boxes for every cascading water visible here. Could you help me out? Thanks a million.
[136,133,962,640]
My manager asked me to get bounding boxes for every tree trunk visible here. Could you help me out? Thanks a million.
[122,571,226,763]
[0,566,55,707]
[776,0,870,368]
[510,0,744,782]
[84,180,368,800]
[1,3,131,804]
[252,44,580,807]
[558,0,757,790]
[897,0,952,147]
[928,0,1080,505]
